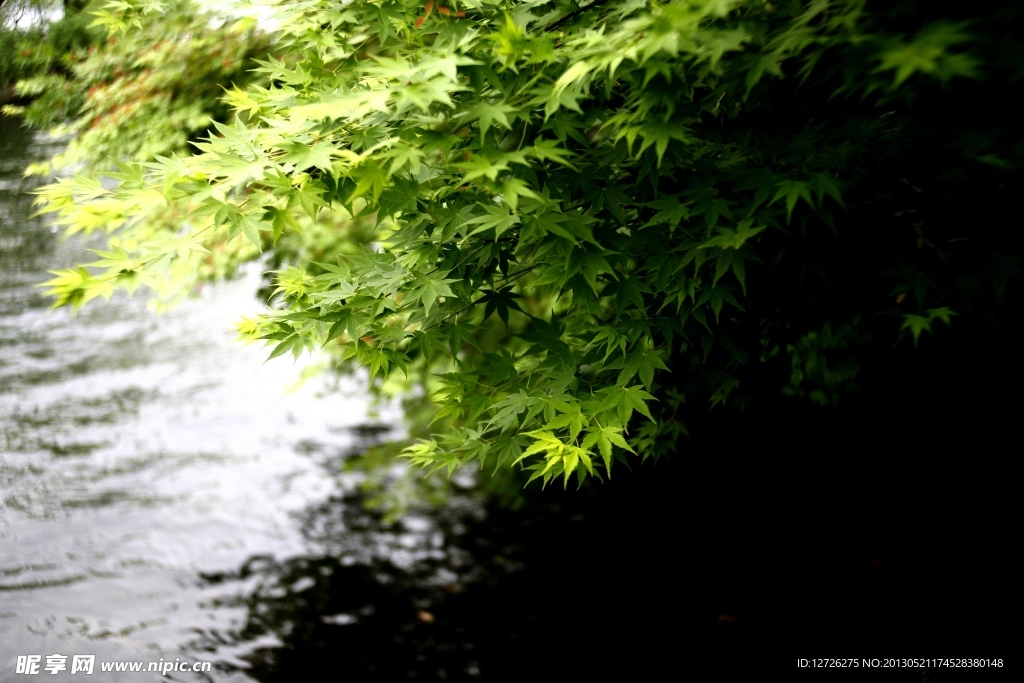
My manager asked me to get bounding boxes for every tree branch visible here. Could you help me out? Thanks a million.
[546,0,611,32]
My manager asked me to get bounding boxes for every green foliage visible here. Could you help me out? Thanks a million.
[783,318,870,406]
[32,0,1024,486]
[8,0,270,175]
[7,1,276,305]
[0,26,39,90]
[1,2,100,95]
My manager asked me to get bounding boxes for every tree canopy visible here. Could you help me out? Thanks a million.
[29,0,1024,486]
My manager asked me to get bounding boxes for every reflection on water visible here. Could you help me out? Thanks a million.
[194,483,498,681]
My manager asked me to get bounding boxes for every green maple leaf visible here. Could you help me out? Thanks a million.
[232,212,268,251]
[480,287,524,326]
[643,197,691,232]
[409,272,457,317]
[279,141,336,173]
[581,425,634,475]
[467,101,516,139]
[599,385,656,424]
[499,177,537,212]
[701,219,766,250]
[616,348,669,392]
[213,153,270,188]
[466,205,520,238]
[634,119,692,166]
[528,139,579,170]
[772,180,814,222]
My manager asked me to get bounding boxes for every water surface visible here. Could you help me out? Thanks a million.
[0,116,415,680]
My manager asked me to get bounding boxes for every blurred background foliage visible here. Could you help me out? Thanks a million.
[1,1,96,97]
[5,1,271,174]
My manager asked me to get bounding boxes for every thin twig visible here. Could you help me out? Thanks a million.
[546,0,611,32]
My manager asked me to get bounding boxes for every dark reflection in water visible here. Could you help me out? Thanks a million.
[186,434,718,682]
[196,485,492,681]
